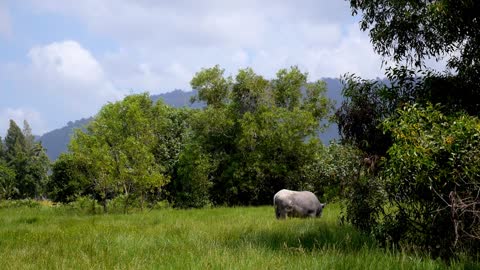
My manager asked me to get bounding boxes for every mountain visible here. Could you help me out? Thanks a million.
[39,118,92,161]
[39,80,344,161]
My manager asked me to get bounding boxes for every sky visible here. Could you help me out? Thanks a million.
[0,0,444,137]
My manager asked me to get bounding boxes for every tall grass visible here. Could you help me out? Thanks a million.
[0,203,477,269]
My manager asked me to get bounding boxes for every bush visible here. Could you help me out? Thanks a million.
[0,199,41,208]
[341,174,386,232]
[380,103,480,258]
[302,143,362,202]
[67,196,102,214]
[170,142,212,208]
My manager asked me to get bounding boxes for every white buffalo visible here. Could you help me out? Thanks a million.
[273,189,326,219]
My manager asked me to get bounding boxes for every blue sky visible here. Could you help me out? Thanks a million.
[0,0,443,136]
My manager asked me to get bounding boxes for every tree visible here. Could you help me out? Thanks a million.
[381,104,480,257]
[24,142,50,198]
[190,65,231,108]
[70,132,115,212]
[3,120,49,199]
[335,75,394,156]
[69,94,170,212]
[22,120,35,152]
[342,1,480,259]
[0,161,16,200]
[48,153,92,203]
[173,141,212,208]
[0,135,4,160]
[184,66,334,206]
[4,120,26,164]
[350,0,480,76]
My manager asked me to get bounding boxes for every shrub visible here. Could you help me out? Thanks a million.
[67,196,102,214]
[302,143,362,202]
[381,103,480,258]
[0,199,41,208]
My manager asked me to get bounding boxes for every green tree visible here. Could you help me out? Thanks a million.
[3,120,49,199]
[0,161,16,200]
[185,66,334,206]
[0,135,4,160]
[70,132,114,212]
[4,120,26,164]
[70,94,170,212]
[349,0,480,116]
[190,65,231,108]
[381,104,480,257]
[350,0,480,75]
[48,153,92,203]
[174,141,212,208]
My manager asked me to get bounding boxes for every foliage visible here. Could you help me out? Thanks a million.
[172,141,212,208]
[47,153,92,203]
[380,104,480,257]
[4,120,26,163]
[335,66,429,156]
[336,75,393,156]
[190,65,231,108]
[69,94,171,212]
[349,0,480,78]
[0,161,16,200]
[3,120,50,199]
[67,196,102,214]
[0,198,42,208]
[183,66,334,206]
[302,143,362,202]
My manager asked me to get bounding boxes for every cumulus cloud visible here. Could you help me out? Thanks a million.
[1,40,127,135]
[23,1,381,84]
[26,40,126,113]
[3,0,452,135]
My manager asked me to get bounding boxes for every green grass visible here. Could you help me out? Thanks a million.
[0,203,477,269]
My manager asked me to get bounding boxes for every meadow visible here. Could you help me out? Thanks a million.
[0,202,477,269]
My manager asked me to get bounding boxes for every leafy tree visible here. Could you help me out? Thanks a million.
[4,120,26,164]
[0,135,4,160]
[271,67,305,110]
[70,94,170,212]
[22,120,35,152]
[0,161,16,200]
[302,143,362,201]
[184,66,334,206]
[231,68,270,115]
[3,120,49,199]
[24,142,50,198]
[350,0,480,115]
[48,153,92,203]
[190,65,231,108]
[380,104,480,257]
[173,141,212,208]
[70,132,115,212]
[350,0,480,75]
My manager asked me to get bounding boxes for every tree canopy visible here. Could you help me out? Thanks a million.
[350,0,480,78]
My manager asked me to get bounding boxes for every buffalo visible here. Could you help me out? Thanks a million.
[273,189,326,219]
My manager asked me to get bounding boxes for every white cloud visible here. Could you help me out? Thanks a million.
[24,0,382,87]
[5,0,454,136]
[0,107,47,137]
[26,40,126,113]
[0,40,128,135]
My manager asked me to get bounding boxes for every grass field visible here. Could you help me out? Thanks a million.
[0,203,477,269]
